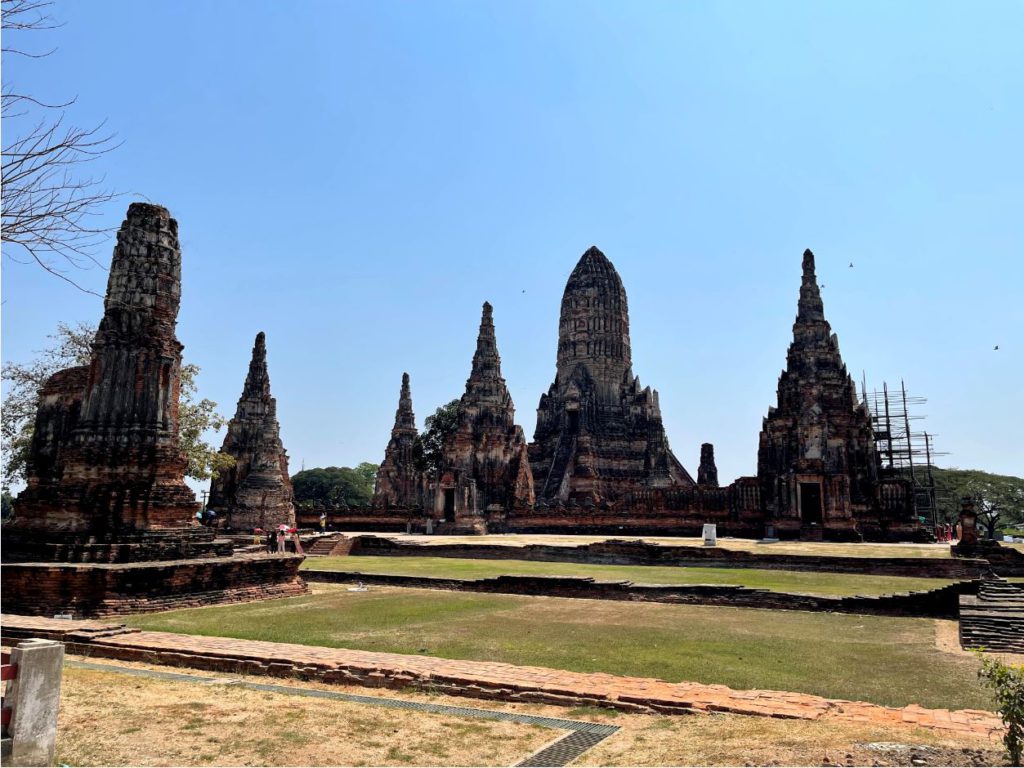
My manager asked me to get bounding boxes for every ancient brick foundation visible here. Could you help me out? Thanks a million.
[342,535,993,579]
[0,554,307,617]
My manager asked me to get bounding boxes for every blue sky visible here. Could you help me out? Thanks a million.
[3,0,1022,492]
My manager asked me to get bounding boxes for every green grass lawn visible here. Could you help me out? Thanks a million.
[126,586,992,712]
[301,555,956,596]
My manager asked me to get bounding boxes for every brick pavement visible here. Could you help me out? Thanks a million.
[0,614,1005,741]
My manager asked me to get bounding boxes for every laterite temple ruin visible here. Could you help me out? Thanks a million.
[208,331,296,531]
[357,246,926,541]
[529,246,694,503]
[373,372,421,509]
[426,302,535,532]
[1,203,307,616]
[4,209,928,551]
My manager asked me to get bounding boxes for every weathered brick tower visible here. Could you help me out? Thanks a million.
[431,302,534,531]
[756,249,881,540]
[373,372,421,508]
[208,332,295,531]
[11,203,199,533]
[529,246,693,504]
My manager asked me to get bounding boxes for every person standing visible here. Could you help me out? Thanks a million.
[319,512,327,533]
[268,529,278,554]
[277,527,287,554]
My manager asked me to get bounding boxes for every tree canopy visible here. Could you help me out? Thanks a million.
[929,467,1024,536]
[1,320,233,489]
[414,399,460,477]
[291,463,378,508]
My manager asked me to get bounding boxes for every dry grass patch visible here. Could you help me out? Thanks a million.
[56,665,552,766]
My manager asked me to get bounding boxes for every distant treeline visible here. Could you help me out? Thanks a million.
[291,463,378,508]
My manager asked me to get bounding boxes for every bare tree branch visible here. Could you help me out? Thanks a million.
[1,0,120,295]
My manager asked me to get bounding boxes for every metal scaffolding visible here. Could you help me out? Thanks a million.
[861,378,949,529]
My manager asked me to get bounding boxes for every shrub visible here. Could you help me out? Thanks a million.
[977,653,1024,766]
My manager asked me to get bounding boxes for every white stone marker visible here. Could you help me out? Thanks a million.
[703,523,717,547]
[4,638,64,767]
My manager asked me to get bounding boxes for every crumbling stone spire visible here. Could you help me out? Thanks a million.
[530,246,693,504]
[757,249,878,536]
[373,372,421,508]
[460,302,516,426]
[796,248,825,323]
[208,331,295,531]
[697,443,719,487]
[12,203,198,533]
[434,302,534,524]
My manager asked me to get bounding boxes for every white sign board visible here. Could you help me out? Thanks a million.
[702,523,717,547]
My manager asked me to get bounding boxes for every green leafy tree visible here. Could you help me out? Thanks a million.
[292,464,379,508]
[977,654,1024,766]
[414,399,460,477]
[1,320,232,488]
[0,489,13,521]
[930,467,1024,538]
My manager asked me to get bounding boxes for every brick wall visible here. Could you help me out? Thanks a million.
[303,569,973,619]
[1,555,308,617]
[346,536,990,579]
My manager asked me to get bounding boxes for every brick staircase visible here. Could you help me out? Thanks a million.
[959,578,1024,653]
[305,534,352,557]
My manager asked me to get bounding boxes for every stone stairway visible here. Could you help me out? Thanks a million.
[305,534,352,557]
[959,578,1024,653]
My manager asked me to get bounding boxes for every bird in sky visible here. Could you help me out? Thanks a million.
[849,262,854,268]
[994,345,1000,351]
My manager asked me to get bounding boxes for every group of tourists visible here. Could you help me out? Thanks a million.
[935,522,959,543]
[260,525,304,555]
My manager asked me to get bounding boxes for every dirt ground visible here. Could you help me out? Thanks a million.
[55,656,1010,767]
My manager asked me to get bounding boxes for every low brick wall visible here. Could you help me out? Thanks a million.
[0,614,1005,740]
[304,569,975,618]
[0,554,308,617]
[346,536,991,579]
[0,527,234,564]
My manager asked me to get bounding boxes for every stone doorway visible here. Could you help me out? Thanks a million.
[443,489,456,522]
[799,482,823,525]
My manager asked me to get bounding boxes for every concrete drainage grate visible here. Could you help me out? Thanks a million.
[67,659,620,766]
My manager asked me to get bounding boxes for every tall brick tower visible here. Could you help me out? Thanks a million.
[373,372,421,508]
[756,249,879,538]
[530,246,693,504]
[208,332,295,531]
[12,203,198,533]
[432,302,534,530]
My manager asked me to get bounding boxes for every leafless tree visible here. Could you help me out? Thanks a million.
[2,0,120,294]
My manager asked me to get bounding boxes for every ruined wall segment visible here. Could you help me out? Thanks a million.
[529,246,694,505]
[372,372,421,508]
[208,332,295,531]
[431,303,534,531]
[12,203,198,533]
